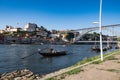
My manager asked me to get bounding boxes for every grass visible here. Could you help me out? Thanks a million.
[96,68,120,73]
[66,68,84,75]
[106,69,119,73]
[72,56,100,67]
[92,49,120,64]
[46,68,84,80]
[104,49,120,56]
[105,56,118,60]
[92,60,103,64]
[46,77,57,80]
[72,50,120,67]
[60,74,66,79]
[117,61,120,63]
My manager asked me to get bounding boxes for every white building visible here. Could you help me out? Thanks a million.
[5,25,18,32]
[50,34,60,38]
[36,30,48,37]
[0,30,4,33]
[24,23,37,32]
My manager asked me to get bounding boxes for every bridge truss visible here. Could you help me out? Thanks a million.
[69,24,120,42]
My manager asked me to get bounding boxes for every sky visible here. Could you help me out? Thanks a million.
[0,0,120,30]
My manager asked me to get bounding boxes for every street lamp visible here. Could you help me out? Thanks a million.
[99,0,103,61]
[93,22,99,24]
[93,22,99,28]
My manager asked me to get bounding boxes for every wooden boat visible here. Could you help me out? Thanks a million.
[38,48,67,57]
[91,37,100,51]
[106,39,112,49]
[96,47,107,52]
[91,46,107,52]
[91,46,99,51]
[106,45,112,49]
[91,37,111,52]
[115,45,120,49]
[39,51,67,57]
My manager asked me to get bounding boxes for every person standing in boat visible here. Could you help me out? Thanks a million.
[50,48,56,53]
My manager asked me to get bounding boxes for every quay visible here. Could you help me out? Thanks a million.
[74,41,117,44]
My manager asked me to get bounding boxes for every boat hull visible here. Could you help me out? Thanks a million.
[39,51,67,57]
[91,47,107,52]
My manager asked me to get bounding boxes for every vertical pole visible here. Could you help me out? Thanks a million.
[99,0,103,61]
[112,27,114,43]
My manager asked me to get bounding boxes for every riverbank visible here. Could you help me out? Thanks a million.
[0,49,120,80]
[46,49,120,80]
[61,51,120,80]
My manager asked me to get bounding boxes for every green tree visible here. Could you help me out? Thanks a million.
[117,37,120,41]
[65,32,74,41]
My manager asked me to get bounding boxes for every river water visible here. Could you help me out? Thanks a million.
[0,44,115,74]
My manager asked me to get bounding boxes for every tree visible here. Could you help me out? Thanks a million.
[40,26,47,31]
[65,32,74,41]
[117,37,120,41]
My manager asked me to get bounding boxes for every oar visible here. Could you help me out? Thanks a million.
[21,52,37,59]
[38,47,50,52]
[21,47,48,59]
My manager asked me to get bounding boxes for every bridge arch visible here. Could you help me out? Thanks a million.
[70,24,120,42]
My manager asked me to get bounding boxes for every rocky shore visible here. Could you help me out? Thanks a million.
[0,69,42,80]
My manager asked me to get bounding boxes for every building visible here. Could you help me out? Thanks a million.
[36,30,48,37]
[5,25,18,32]
[0,30,4,33]
[50,34,60,38]
[0,34,4,44]
[24,23,37,32]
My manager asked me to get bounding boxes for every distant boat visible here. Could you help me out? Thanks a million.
[106,39,112,50]
[91,37,99,51]
[95,47,107,52]
[91,37,112,52]
[62,42,71,47]
[106,45,112,49]
[10,44,18,46]
[115,45,120,49]
[91,46,107,52]
[38,48,67,57]
[91,46,99,51]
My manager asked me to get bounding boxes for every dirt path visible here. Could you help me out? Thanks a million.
[62,53,120,80]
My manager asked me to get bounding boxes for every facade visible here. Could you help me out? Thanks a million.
[62,33,69,42]
[0,34,4,44]
[50,34,60,38]
[24,23,37,32]
[5,25,18,32]
[36,30,48,37]
[0,30,4,33]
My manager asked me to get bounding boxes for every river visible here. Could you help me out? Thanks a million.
[0,44,115,75]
